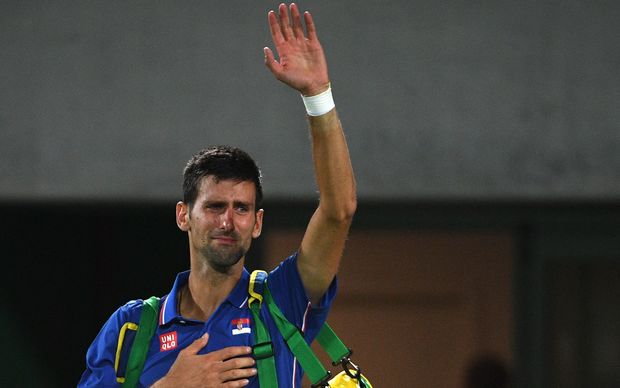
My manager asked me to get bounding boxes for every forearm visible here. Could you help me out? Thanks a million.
[265,3,356,302]
[297,106,356,301]
[309,108,357,222]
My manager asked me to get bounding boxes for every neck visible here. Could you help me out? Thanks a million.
[179,259,244,322]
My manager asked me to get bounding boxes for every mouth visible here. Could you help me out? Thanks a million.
[211,235,238,245]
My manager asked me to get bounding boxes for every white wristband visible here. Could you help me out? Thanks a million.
[301,86,335,116]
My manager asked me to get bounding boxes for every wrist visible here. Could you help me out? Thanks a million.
[301,82,330,97]
[301,84,335,116]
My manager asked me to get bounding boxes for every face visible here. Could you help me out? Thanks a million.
[176,176,263,273]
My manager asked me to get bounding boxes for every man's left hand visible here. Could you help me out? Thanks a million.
[264,3,330,96]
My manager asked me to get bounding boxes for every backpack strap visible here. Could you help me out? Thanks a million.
[249,270,371,388]
[248,270,279,387]
[249,270,332,387]
[122,296,160,388]
[316,324,371,387]
[262,283,332,387]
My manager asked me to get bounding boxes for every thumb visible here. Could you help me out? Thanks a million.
[264,47,283,76]
[184,332,209,355]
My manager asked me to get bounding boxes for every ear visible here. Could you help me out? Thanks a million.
[252,209,264,239]
[176,201,190,232]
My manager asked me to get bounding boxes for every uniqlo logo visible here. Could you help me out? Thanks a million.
[159,331,178,352]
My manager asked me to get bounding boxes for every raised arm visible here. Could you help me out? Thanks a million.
[264,3,356,304]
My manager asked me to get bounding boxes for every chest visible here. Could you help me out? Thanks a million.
[139,309,254,383]
[137,309,298,387]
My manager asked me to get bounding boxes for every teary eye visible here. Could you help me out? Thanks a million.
[236,204,249,213]
[206,202,225,211]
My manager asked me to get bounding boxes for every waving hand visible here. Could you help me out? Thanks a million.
[264,3,330,97]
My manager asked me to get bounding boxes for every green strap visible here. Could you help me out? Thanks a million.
[123,296,159,388]
[316,323,351,365]
[262,285,331,386]
[249,270,364,387]
[120,278,356,388]
[249,297,279,387]
[317,324,370,388]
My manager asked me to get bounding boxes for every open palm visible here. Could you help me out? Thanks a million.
[264,3,330,97]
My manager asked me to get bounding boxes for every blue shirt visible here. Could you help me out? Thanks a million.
[78,253,337,387]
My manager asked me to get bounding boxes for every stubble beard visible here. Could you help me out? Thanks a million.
[202,243,247,274]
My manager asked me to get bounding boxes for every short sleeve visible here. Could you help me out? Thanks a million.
[77,300,143,387]
[267,252,338,342]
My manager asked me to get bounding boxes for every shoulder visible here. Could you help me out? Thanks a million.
[78,297,164,387]
[267,253,304,293]
[118,298,150,319]
[266,253,309,307]
[86,297,164,352]
[269,252,337,310]
[269,252,299,278]
[107,296,164,329]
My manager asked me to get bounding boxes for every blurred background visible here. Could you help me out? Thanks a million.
[1,1,619,387]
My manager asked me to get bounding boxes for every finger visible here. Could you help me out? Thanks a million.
[290,3,304,39]
[267,10,284,45]
[223,379,251,387]
[263,47,283,77]
[221,366,257,383]
[221,356,256,370]
[210,345,254,362]
[183,332,209,356]
[304,11,318,41]
[278,3,292,40]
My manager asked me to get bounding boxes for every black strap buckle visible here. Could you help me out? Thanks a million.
[334,349,366,386]
[342,357,362,380]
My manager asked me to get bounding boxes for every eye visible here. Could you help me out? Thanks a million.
[206,203,225,211]
[236,204,250,213]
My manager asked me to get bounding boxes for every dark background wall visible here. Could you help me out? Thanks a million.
[1,201,618,387]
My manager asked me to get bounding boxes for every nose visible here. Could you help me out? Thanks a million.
[219,207,234,231]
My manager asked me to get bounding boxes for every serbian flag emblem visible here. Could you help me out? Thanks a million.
[232,318,251,335]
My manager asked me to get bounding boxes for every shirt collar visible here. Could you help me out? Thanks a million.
[159,268,251,326]
[229,268,251,309]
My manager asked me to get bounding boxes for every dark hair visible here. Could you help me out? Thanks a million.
[183,145,263,208]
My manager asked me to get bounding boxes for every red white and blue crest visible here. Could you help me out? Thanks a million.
[231,318,251,335]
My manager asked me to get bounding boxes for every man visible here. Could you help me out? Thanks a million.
[79,3,356,387]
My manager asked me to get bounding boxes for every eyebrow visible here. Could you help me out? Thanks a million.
[202,200,254,209]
